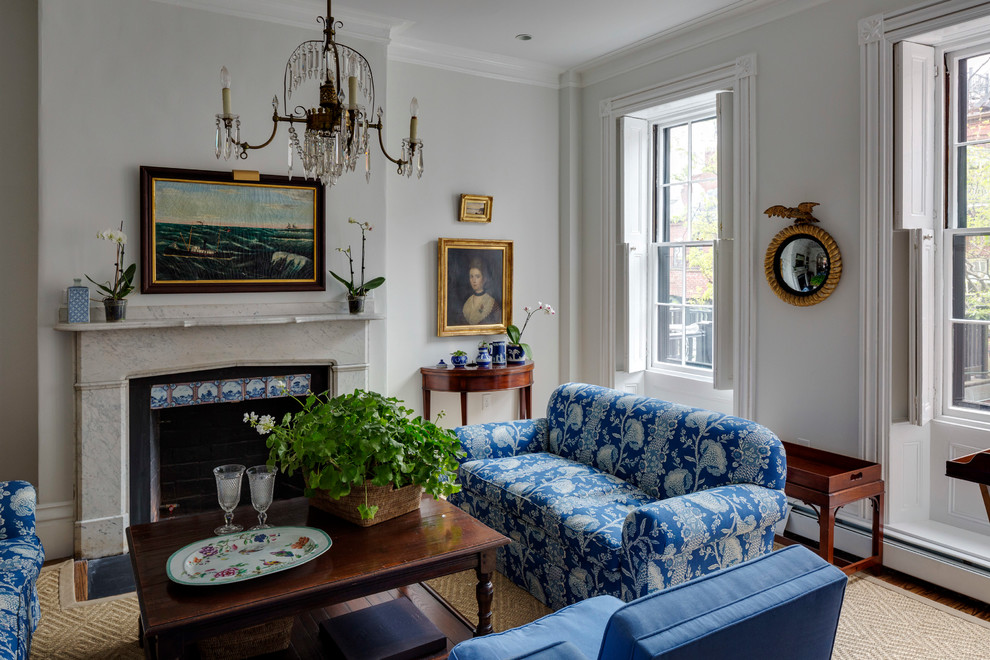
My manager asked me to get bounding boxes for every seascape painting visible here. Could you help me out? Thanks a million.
[140,167,325,293]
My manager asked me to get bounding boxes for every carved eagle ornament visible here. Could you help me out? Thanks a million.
[763,202,820,224]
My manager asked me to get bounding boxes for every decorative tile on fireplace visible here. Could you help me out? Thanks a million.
[150,374,312,409]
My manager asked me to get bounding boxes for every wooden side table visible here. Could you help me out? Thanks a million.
[946,448,990,523]
[778,441,884,575]
[420,362,534,426]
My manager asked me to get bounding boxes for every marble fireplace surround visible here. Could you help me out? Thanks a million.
[56,302,380,559]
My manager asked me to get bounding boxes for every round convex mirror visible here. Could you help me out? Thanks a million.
[778,236,829,294]
[764,224,841,306]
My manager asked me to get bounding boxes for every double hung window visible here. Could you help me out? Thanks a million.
[947,47,990,412]
[653,114,719,372]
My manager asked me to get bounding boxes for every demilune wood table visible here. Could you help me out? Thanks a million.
[420,361,534,426]
[126,496,509,659]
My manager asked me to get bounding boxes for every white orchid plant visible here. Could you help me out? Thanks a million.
[86,222,136,301]
[330,218,385,297]
[506,301,556,359]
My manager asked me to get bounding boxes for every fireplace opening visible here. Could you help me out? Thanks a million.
[129,365,332,525]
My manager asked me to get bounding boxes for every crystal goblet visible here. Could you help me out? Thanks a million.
[246,465,277,530]
[213,464,246,535]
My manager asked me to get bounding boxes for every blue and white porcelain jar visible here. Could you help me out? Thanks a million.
[506,344,526,364]
[475,345,492,368]
[67,278,90,323]
[451,352,468,367]
[489,340,507,365]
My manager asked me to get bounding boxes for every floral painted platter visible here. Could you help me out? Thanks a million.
[166,526,332,586]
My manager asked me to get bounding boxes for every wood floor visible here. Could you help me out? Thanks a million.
[870,566,990,623]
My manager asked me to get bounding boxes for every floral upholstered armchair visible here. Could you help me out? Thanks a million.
[0,481,45,660]
[448,383,788,609]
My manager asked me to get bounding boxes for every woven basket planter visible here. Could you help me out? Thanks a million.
[308,481,424,526]
[197,616,293,660]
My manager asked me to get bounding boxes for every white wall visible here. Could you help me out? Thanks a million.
[385,63,560,426]
[31,0,561,557]
[573,0,920,458]
[36,0,391,558]
[1,0,39,486]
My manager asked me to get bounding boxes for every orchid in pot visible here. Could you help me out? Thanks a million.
[86,222,136,322]
[506,301,556,362]
[330,218,385,314]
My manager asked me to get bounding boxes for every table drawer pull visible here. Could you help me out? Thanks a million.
[851,472,863,480]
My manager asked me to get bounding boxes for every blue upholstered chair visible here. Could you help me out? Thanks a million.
[0,481,45,660]
[448,545,847,660]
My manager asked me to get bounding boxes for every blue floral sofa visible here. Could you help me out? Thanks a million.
[0,481,45,660]
[449,383,787,609]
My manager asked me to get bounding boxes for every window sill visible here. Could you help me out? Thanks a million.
[643,369,732,413]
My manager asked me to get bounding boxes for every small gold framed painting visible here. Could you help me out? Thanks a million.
[459,194,493,223]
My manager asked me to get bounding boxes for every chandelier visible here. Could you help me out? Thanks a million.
[214,0,423,187]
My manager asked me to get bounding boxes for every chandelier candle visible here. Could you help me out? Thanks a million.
[410,98,419,142]
[348,76,357,110]
[220,66,232,115]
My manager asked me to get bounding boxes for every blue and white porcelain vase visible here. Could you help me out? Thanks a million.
[67,278,90,323]
[475,345,492,368]
[451,353,468,367]
[506,344,526,364]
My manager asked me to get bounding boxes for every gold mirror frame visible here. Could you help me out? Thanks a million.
[764,224,841,306]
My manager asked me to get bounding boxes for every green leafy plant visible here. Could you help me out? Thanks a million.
[330,218,385,297]
[506,301,556,359]
[451,350,467,357]
[86,222,136,301]
[245,388,463,521]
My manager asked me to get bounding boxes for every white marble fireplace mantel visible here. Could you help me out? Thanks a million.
[56,302,382,558]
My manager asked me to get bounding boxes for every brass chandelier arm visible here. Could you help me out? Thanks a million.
[234,114,307,157]
[368,120,410,173]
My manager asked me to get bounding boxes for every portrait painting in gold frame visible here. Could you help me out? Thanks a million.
[437,238,512,336]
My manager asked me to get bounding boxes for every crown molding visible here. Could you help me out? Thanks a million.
[149,0,405,43]
[153,0,832,90]
[389,37,563,88]
[575,0,833,87]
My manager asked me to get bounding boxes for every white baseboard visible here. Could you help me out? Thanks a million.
[36,500,74,561]
[786,507,990,604]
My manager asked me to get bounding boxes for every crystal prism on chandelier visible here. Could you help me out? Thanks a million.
[214,0,423,188]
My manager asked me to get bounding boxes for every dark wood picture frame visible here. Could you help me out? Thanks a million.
[140,166,325,294]
[437,237,512,336]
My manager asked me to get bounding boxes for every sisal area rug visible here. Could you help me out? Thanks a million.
[31,561,142,659]
[30,561,990,659]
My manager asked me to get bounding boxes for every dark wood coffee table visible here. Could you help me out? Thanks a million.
[126,496,509,659]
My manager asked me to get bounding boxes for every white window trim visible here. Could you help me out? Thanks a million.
[861,0,990,600]
[601,55,757,418]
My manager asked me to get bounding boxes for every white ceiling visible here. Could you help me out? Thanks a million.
[164,0,784,75]
[332,0,766,71]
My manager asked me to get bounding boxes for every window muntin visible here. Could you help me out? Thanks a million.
[652,115,718,372]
